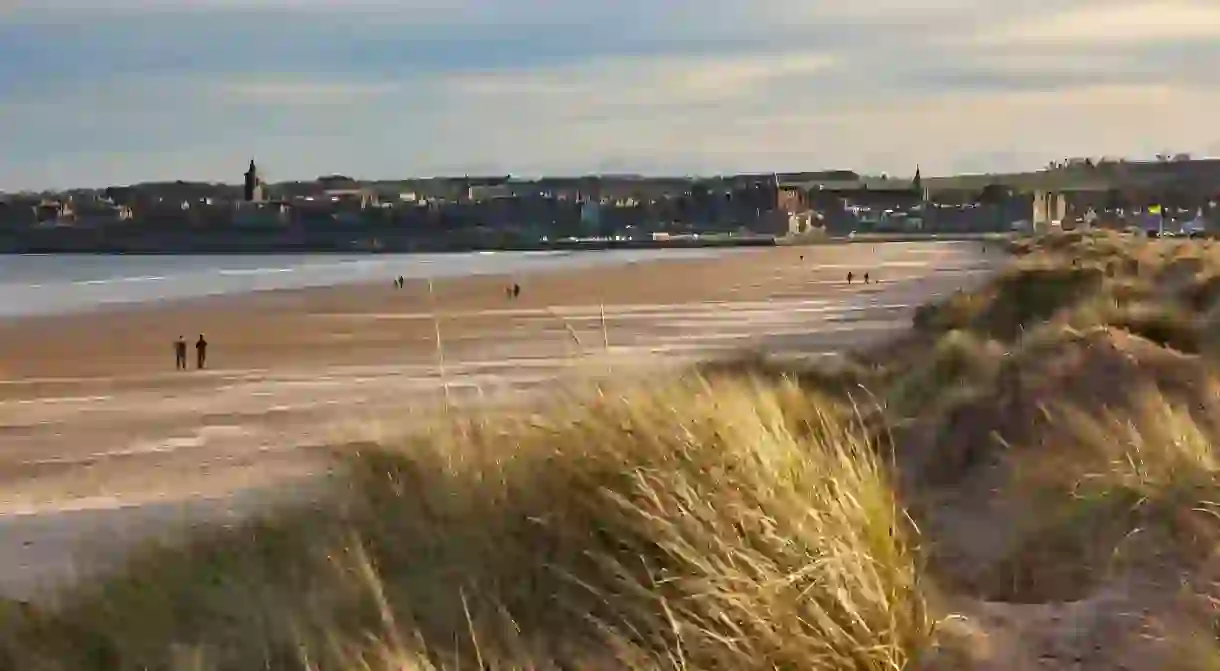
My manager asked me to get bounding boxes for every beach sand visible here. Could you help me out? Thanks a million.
[0,241,994,599]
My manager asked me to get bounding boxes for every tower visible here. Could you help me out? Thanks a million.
[912,165,928,204]
[243,159,264,202]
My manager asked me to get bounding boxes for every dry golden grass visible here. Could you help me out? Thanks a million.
[962,386,1220,603]
[913,261,1105,340]
[15,229,1220,669]
[1001,386,1220,578]
[1070,298,1202,352]
[881,329,1004,420]
[0,375,933,670]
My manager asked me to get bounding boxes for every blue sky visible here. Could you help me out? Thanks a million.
[2,0,1220,190]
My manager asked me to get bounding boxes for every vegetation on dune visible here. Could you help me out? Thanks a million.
[993,386,1220,601]
[15,229,1220,668]
[913,263,1106,340]
[0,376,930,670]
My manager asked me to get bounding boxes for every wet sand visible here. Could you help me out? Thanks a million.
[0,241,995,600]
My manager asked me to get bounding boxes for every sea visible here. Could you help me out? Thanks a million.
[0,249,730,319]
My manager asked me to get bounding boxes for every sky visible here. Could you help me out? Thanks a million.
[2,0,1220,191]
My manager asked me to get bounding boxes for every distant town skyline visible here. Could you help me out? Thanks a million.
[4,0,1220,192]
[7,154,1215,197]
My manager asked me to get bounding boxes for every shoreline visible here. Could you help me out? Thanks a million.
[0,230,1012,257]
[0,234,778,255]
[0,241,996,601]
[0,247,740,323]
[0,245,788,389]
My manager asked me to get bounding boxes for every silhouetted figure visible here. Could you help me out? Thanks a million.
[513,283,521,299]
[397,276,405,289]
[174,336,187,370]
[799,254,804,261]
[195,334,208,370]
[864,272,870,284]
[847,271,854,284]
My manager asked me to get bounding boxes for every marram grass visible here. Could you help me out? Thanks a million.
[0,374,931,671]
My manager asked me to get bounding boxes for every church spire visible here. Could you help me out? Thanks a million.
[243,158,263,202]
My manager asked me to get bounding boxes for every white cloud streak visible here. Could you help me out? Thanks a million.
[968,1,1220,45]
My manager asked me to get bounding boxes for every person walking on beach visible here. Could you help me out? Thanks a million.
[195,334,208,370]
[864,272,870,284]
[174,336,187,370]
[846,271,854,285]
[397,276,405,289]
[512,283,521,299]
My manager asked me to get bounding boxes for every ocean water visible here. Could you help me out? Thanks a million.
[0,249,729,318]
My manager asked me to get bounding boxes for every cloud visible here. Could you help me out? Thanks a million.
[970,1,1220,45]
[210,78,406,105]
[2,0,1219,190]
[447,52,837,114]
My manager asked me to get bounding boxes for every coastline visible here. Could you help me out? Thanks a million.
[0,247,736,321]
[0,231,778,255]
[0,247,769,380]
[0,240,996,601]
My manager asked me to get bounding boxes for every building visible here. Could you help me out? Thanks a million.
[467,184,513,201]
[749,177,817,236]
[233,201,292,227]
[71,196,134,225]
[243,159,265,202]
[0,197,41,228]
[579,200,602,235]
[322,188,379,210]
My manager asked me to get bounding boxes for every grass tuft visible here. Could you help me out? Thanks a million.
[1,375,932,670]
[979,385,1220,602]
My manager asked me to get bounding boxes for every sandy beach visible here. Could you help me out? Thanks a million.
[0,241,993,600]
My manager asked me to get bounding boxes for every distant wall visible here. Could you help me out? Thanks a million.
[1032,190,1066,232]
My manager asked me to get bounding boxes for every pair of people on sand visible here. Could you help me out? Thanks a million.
[174,335,208,370]
[846,272,871,284]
